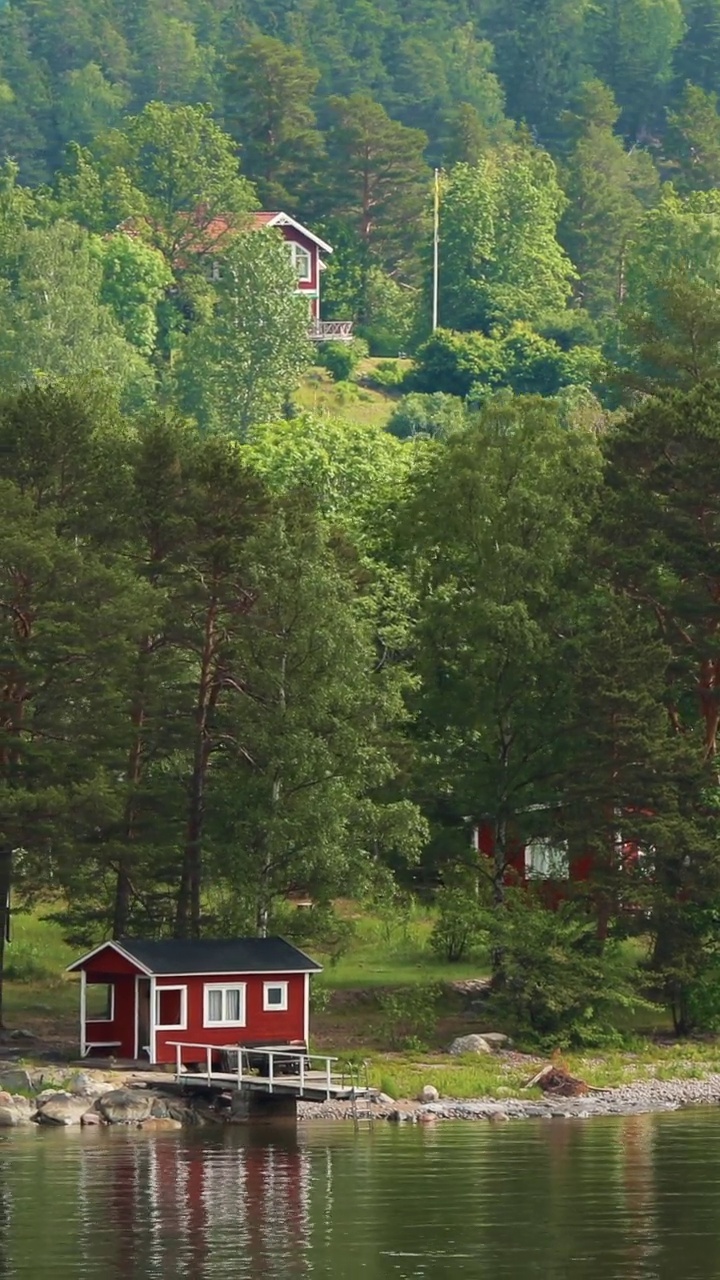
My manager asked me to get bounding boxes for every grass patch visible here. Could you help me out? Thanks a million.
[295,361,410,429]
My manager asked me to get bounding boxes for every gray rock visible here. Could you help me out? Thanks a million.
[98,1089,154,1125]
[10,1095,33,1114]
[376,1092,395,1105]
[476,1033,511,1049]
[10,1030,35,1043]
[66,1072,109,1098]
[448,1034,492,1056]
[35,1088,64,1107]
[81,1109,103,1126]
[0,1105,24,1127]
[0,1068,32,1093]
[36,1093,90,1126]
[150,1097,169,1119]
[418,1084,439,1103]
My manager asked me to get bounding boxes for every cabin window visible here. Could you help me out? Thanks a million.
[204,983,246,1027]
[86,983,114,1022]
[155,985,187,1030]
[525,839,570,880]
[263,981,288,1012]
[289,242,312,282]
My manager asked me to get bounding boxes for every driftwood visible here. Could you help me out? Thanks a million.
[522,1063,590,1097]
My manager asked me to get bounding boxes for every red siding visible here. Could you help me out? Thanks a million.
[82,944,143,977]
[154,971,307,1065]
[85,973,137,1058]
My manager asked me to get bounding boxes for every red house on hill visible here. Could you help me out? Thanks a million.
[67,937,322,1065]
[247,212,353,341]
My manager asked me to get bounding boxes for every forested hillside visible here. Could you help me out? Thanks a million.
[6,0,720,1045]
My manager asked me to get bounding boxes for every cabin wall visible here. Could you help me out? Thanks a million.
[154,971,307,1065]
[84,972,137,1058]
[278,226,319,293]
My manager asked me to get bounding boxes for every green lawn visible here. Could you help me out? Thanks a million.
[294,360,409,429]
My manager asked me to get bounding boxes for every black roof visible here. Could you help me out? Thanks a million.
[114,936,322,975]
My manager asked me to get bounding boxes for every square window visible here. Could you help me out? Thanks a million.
[204,984,246,1027]
[155,986,186,1030]
[86,983,114,1022]
[263,981,288,1012]
[525,839,570,880]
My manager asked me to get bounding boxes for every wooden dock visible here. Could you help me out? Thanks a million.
[165,1042,376,1105]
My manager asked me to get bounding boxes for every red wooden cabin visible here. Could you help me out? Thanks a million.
[67,937,322,1065]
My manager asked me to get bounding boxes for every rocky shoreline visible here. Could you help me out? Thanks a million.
[298,1073,720,1123]
[2,1063,720,1130]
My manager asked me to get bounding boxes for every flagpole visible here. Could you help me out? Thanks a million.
[432,168,440,332]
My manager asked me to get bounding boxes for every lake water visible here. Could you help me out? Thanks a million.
[4,1112,720,1279]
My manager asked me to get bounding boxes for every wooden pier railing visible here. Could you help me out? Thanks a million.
[166,1042,341,1099]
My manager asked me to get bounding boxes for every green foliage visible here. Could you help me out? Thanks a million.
[375,983,442,1051]
[487,892,647,1048]
[316,338,368,383]
[387,391,467,439]
[413,326,602,399]
[430,886,488,962]
[175,229,311,434]
[435,151,574,333]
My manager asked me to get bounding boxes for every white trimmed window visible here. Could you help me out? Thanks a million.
[204,983,246,1027]
[86,983,114,1022]
[263,981,288,1012]
[155,985,187,1030]
[525,839,570,880]
[289,242,312,282]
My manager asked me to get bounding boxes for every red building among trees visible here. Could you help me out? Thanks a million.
[67,937,322,1064]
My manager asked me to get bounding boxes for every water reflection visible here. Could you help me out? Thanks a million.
[3,1113,720,1278]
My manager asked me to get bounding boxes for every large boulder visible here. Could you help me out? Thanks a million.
[36,1093,91,1126]
[0,1068,32,1093]
[448,1034,492,1056]
[98,1089,154,1125]
[0,1104,29,1127]
[138,1117,182,1131]
[476,1033,511,1049]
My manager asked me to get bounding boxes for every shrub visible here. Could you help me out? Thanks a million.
[413,328,507,397]
[486,890,648,1049]
[4,940,58,983]
[375,983,442,1051]
[316,337,368,382]
[365,359,407,390]
[430,885,487,962]
[387,391,467,439]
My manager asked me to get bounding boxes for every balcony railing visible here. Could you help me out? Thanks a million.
[308,319,354,342]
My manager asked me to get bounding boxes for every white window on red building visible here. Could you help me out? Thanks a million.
[204,983,246,1027]
[263,981,288,1011]
[525,838,570,880]
[288,242,312,282]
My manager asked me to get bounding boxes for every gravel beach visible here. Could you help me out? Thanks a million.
[297,1073,720,1123]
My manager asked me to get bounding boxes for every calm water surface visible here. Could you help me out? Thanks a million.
[3,1111,720,1279]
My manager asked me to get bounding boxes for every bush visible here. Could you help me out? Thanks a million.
[4,940,58,983]
[413,328,507,397]
[387,391,467,440]
[486,891,648,1049]
[375,983,442,1051]
[275,902,356,966]
[430,885,488,962]
[365,359,407,390]
[316,337,368,382]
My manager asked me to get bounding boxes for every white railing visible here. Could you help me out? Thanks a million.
[308,320,354,341]
[167,1042,339,1098]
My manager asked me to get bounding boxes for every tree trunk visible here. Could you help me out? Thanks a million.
[0,847,12,1031]
[176,599,220,939]
[113,637,153,937]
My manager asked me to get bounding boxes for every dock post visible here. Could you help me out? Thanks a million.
[175,1043,181,1082]
[325,1058,331,1100]
[268,1050,274,1093]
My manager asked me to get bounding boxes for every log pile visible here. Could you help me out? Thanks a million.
[523,1063,590,1097]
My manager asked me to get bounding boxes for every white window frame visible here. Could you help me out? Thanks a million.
[289,241,312,282]
[203,983,246,1028]
[525,838,570,881]
[155,984,188,1031]
[85,982,115,1022]
[263,981,289,1012]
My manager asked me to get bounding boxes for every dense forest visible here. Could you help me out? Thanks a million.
[5,0,720,1045]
